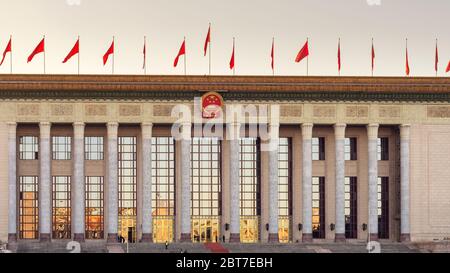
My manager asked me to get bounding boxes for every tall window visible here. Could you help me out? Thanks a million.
[118,136,137,243]
[19,176,39,239]
[377,177,389,239]
[52,136,72,160]
[312,137,325,160]
[345,177,358,239]
[85,176,104,239]
[278,137,292,243]
[377,137,389,160]
[191,137,221,243]
[85,136,104,160]
[152,137,175,243]
[344,138,357,160]
[19,136,39,160]
[240,138,260,243]
[52,176,71,239]
[312,176,325,239]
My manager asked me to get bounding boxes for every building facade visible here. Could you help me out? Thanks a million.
[0,75,449,245]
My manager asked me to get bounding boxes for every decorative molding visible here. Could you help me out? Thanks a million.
[153,105,174,117]
[313,105,336,118]
[427,106,450,118]
[85,104,107,116]
[17,104,39,116]
[280,105,302,117]
[379,106,401,118]
[51,104,73,116]
[346,105,368,118]
[119,105,141,116]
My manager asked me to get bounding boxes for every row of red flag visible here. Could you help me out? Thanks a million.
[1,29,450,74]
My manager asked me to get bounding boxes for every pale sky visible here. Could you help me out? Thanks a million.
[0,0,448,76]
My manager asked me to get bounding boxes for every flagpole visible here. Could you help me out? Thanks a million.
[272,37,275,76]
[232,37,236,76]
[338,37,340,77]
[435,38,438,77]
[371,38,374,77]
[112,36,115,75]
[406,38,408,77]
[78,35,80,75]
[43,35,46,74]
[209,23,211,75]
[183,36,186,76]
[144,35,146,75]
[10,35,12,74]
[306,37,309,76]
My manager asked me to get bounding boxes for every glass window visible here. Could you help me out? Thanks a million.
[312,137,325,160]
[118,136,137,243]
[19,136,39,160]
[52,176,71,239]
[377,177,389,239]
[85,136,104,160]
[52,136,71,160]
[344,137,357,161]
[278,137,292,243]
[19,176,39,239]
[377,137,389,160]
[345,177,357,239]
[312,176,325,239]
[152,137,175,243]
[85,176,104,239]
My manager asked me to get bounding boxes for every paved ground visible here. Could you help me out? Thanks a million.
[4,241,448,253]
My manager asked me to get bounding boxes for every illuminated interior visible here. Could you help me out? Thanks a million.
[52,176,71,239]
[19,176,39,239]
[85,176,104,239]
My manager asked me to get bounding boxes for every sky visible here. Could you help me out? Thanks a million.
[0,0,448,76]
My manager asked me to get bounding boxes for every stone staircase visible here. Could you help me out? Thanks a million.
[15,240,107,253]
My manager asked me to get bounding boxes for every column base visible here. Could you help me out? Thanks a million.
[107,233,118,243]
[268,233,279,243]
[39,233,51,242]
[180,233,191,242]
[302,233,313,243]
[73,233,85,242]
[369,233,379,241]
[229,233,240,243]
[335,233,346,242]
[8,233,17,243]
[141,233,153,243]
[400,233,411,242]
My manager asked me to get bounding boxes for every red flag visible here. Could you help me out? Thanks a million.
[271,39,274,70]
[446,60,450,73]
[435,40,438,72]
[406,46,410,76]
[0,37,11,66]
[371,41,375,72]
[62,39,79,63]
[174,40,185,67]
[27,38,44,63]
[229,41,235,70]
[295,40,309,63]
[143,39,146,69]
[204,25,210,56]
[103,39,114,65]
[337,39,341,72]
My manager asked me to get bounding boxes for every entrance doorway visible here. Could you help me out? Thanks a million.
[192,217,220,242]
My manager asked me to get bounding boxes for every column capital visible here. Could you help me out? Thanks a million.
[141,122,153,139]
[73,122,85,138]
[399,124,411,140]
[39,122,51,138]
[334,123,347,140]
[301,123,313,140]
[7,122,17,137]
[366,123,379,140]
[107,122,119,138]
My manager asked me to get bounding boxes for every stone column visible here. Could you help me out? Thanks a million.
[229,122,241,242]
[39,122,51,241]
[268,123,280,242]
[7,122,17,243]
[367,123,379,241]
[301,123,313,242]
[73,122,85,241]
[106,122,119,243]
[400,124,411,242]
[179,122,191,242]
[334,123,346,242]
[141,122,153,242]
